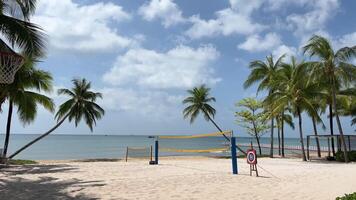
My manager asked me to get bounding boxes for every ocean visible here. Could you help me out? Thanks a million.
[0,134,323,160]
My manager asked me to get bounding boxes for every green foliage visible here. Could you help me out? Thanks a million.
[336,192,356,200]
[235,98,270,138]
[0,57,54,124]
[8,159,37,165]
[244,54,285,92]
[0,0,46,57]
[56,78,105,131]
[182,85,216,123]
[335,151,356,162]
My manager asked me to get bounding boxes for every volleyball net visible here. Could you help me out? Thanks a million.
[125,146,153,162]
[158,130,232,155]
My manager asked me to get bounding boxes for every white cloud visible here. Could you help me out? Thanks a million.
[33,0,134,52]
[185,1,265,39]
[272,45,297,58]
[286,0,339,37]
[237,33,281,52]
[138,0,185,28]
[336,32,356,49]
[103,45,220,89]
[98,88,183,119]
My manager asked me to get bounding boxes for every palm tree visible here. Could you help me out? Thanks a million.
[276,111,294,157]
[267,57,324,161]
[1,57,54,159]
[337,88,356,128]
[9,78,105,159]
[303,35,356,162]
[244,54,285,158]
[182,85,246,154]
[0,0,46,57]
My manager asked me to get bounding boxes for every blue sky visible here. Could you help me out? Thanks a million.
[1,0,355,137]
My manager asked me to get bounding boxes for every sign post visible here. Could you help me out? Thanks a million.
[247,142,258,177]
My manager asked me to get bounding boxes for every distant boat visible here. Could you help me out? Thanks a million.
[148,136,155,138]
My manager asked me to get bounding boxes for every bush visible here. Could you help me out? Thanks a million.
[336,192,356,200]
[335,151,356,162]
[8,159,37,165]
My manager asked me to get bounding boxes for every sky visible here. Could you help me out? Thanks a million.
[1,0,355,137]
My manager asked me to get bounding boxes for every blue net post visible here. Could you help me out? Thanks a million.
[231,137,238,174]
[155,139,159,164]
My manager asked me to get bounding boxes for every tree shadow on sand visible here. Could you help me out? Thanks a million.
[0,164,79,175]
[0,176,105,200]
[0,164,106,199]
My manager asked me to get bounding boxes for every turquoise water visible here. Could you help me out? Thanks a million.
[0,134,322,160]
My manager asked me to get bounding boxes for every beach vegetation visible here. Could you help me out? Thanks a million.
[266,56,325,161]
[303,35,356,162]
[1,57,54,159]
[235,97,270,155]
[9,78,105,159]
[335,151,356,162]
[244,35,355,162]
[336,192,356,200]
[244,54,285,158]
[8,159,37,165]
[182,85,246,154]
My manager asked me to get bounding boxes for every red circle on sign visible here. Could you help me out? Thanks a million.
[247,149,257,164]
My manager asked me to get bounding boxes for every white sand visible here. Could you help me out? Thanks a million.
[1,157,355,200]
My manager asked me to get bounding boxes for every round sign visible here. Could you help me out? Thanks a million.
[247,149,257,164]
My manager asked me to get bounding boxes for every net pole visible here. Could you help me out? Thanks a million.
[125,147,128,162]
[231,137,238,175]
[155,139,159,164]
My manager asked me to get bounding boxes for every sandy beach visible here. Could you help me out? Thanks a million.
[0,157,355,200]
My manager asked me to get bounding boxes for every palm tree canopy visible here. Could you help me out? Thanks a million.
[1,0,38,20]
[266,56,326,120]
[0,56,54,124]
[182,85,216,124]
[244,54,285,92]
[0,0,45,57]
[55,78,105,131]
[303,35,356,87]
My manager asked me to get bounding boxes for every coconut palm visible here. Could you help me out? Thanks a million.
[9,78,105,159]
[244,54,285,158]
[276,111,294,157]
[303,35,356,162]
[1,57,54,159]
[182,85,246,154]
[0,0,45,57]
[338,88,356,127]
[267,57,324,161]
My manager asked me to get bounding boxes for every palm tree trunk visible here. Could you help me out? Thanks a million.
[2,100,13,159]
[9,114,69,159]
[204,112,246,155]
[331,81,348,162]
[277,121,281,156]
[297,107,307,161]
[312,116,321,158]
[281,117,285,157]
[270,118,274,158]
[329,104,336,156]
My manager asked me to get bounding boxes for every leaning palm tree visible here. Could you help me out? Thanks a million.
[303,35,356,162]
[0,0,45,57]
[267,57,324,161]
[182,85,246,154]
[1,57,54,159]
[9,78,105,159]
[244,54,285,158]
